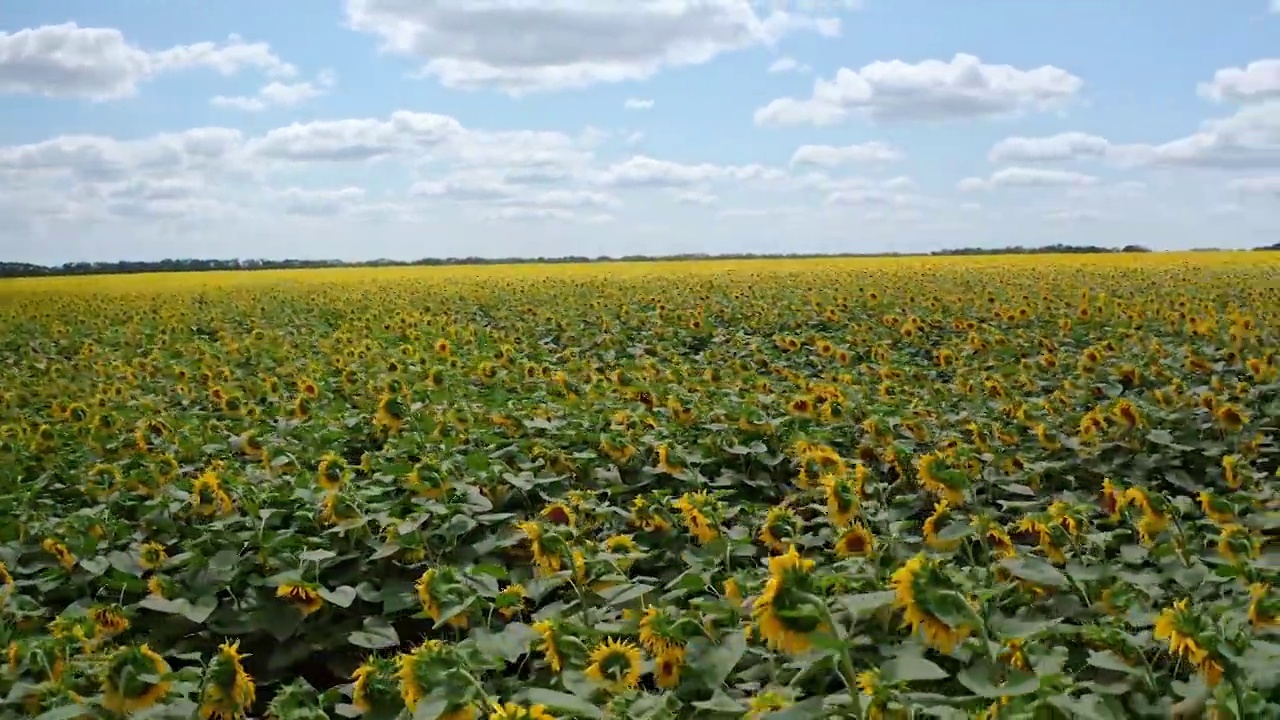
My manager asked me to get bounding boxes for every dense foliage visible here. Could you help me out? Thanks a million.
[0,254,1277,720]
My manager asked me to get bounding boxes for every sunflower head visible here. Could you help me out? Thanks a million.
[585,638,642,693]
[752,546,826,655]
[352,656,402,714]
[102,644,171,714]
[834,523,876,558]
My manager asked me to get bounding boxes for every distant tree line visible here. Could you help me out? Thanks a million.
[1,243,1273,279]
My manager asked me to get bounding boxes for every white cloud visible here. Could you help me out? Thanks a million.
[0,23,295,100]
[1119,101,1280,168]
[988,132,1110,163]
[1230,176,1280,195]
[1198,59,1280,104]
[767,56,810,74]
[276,187,368,217]
[595,155,785,188]
[211,70,336,111]
[959,167,1099,190]
[0,127,244,182]
[624,98,654,110]
[675,189,717,205]
[754,53,1082,126]
[790,141,903,166]
[343,0,842,94]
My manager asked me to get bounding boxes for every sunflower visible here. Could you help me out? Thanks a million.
[673,491,720,545]
[1222,454,1242,490]
[375,393,408,433]
[1110,399,1142,429]
[746,689,790,719]
[517,520,563,576]
[190,470,234,517]
[541,502,577,528]
[199,641,256,720]
[487,702,556,720]
[917,452,966,505]
[602,534,641,571]
[638,606,681,657]
[834,523,875,558]
[585,638,642,693]
[753,546,826,655]
[758,506,799,554]
[352,656,402,714]
[1154,599,1223,687]
[415,568,470,629]
[406,460,449,500]
[276,582,325,617]
[138,542,168,571]
[1100,478,1126,521]
[0,561,11,594]
[1248,583,1278,630]
[530,620,564,673]
[922,500,960,551]
[396,639,448,712]
[890,554,972,654]
[653,645,685,689]
[89,605,130,638]
[822,473,859,528]
[316,453,348,491]
[41,538,76,569]
[102,644,171,714]
[495,583,527,620]
[1213,403,1247,432]
[1197,491,1235,525]
[1217,524,1257,563]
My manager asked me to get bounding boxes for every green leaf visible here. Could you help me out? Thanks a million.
[33,705,94,720]
[761,697,826,719]
[691,690,745,712]
[701,630,747,687]
[181,595,219,624]
[882,653,950,683]
[78,556,109,576]
[319,585,358,608]
[957,663,1040,697]
[1086,650,1141,676]
[349,618,400,649]
[300,549,337,562]
[601,582,654,607]
[837,590,896,618]
[522,688,603,719]
[998,556,1067,588]
[412,695,451,720]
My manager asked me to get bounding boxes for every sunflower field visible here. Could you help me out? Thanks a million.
[1,253,1278,720]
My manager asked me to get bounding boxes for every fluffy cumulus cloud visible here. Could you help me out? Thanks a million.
[0,23,294,100]
[958,167,1098,190]
[790,141,903,166]
[343,0,842,94]
[987,132,1111,164]
[1198,59,1280,104]
[212,70,337,111]
[754,53,1083,126]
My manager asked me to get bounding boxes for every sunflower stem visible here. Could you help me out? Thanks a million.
[816,603,862,717]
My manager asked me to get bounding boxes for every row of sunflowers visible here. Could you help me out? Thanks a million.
[0,253,1277,719]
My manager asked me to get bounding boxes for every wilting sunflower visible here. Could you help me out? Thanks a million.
[752,546,826,655]
[42,538,76,569]
[834,523,876,558]
[540,502,577,528]
[1217,524,1258,563]
[276,582,325,617]
[199,641,256,720]
[102,644,171,714]
[602,534,641,571]
[190,470,234,517]
[890,554,973,654]
[585,638,642,693]
[1154,599,1224,687]
[1100,478,1126,521]
[415,568,470,629]
[1213,403,1247,432]
[375,393,408,433]
[922,500,961,551]
[630,497,672,532]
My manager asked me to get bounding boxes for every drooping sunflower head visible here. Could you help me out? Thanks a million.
[102,644,171,714]
[746,689,791,719]
[584,638,642,693]
[917,452,968,505]
[276,582,325,617]
[352,656,402,714]
[200,640,256,720]
[89,604,130,638]
[1214,403,1247,432]
[316,453,348,491]
[822,473,859,528]
[889,553,973,654]
[495,583,527,620]
[758,506,800,553]
[752,546,825,655]
[396,639,451,712]
[638,605,682,656]
[487,702,556,720]
[834,523,875,558]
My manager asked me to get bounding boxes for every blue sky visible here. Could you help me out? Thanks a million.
[2,1,1279,264]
